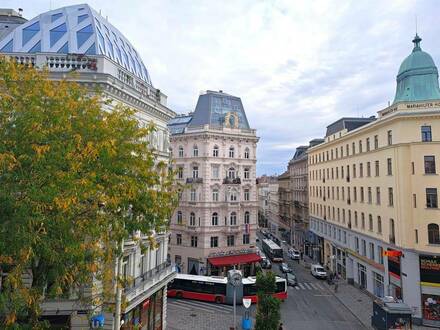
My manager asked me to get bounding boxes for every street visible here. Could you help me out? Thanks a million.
[257,234,367,330]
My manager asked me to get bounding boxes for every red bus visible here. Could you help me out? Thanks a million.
[167,274,287,305]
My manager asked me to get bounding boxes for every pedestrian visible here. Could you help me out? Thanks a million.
[278,322,284,330]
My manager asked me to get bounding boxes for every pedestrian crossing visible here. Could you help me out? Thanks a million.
[168,298,234,314]
[293,282,326,291]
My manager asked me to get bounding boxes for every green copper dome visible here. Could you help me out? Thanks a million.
[393,34,440,104]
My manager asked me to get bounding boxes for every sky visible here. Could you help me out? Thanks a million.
[4,0,440,175]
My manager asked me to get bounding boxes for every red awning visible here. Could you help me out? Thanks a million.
[208,253,262,267]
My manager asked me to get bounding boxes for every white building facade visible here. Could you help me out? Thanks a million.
[0,4,176,329]
[168,91,260,277]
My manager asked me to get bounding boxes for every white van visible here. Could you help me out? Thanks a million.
[310,264,327,279]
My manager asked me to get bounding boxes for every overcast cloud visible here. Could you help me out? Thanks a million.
[5,0,440,174]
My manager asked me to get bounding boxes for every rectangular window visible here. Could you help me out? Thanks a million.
[413,193,417,208]
[359,140,363,153]
[212,166,219,178]
[359,163,363,177]
[367,162,371,177]
[412,162,415,175]
[360,187,364,202]
[352,142,356,155]
[355,237,359,253]
[227,235,235,247]
[366,138,370,151]
[353,187,357,202]
[176,234,182,245]
[191,236,198,247]
[244,189,250,201]
[377,216,382,234]
[192,166,199,178]
[426,188,438,208]
[213,189,219,201]
[424,155,436,174]
[374,135,379,149]
[362,239,367,256]
[387,130,393,145]
[415,229,418,244]
[421,125,432,142]
[368,187,372,204]
[369,214,373,231]
[243,234,250,244]
[376,187,381,205]
[378,246,384,264]
[387,158,392,175]
[388,188,394,207]
[353,164,356,178]
[190,189,196,201]
[177,167,183,179]
[375,161,380,177]
[210,236,218,248]
[369,242,375,261]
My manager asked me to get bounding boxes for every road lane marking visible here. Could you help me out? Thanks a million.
[315,283,324,290]
[309,283,319,290]
[295,286,300,290]
[303,283,313,290]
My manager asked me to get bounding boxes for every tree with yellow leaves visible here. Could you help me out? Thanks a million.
[0,58,178,328]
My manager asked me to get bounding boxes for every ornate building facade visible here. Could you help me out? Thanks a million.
[168,90,260,277]
[308,35,440,326]
[0,4,176,329]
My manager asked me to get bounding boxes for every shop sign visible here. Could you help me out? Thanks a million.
[420,255,440,284]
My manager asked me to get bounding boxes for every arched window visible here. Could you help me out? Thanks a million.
[244,211,250,224]
[229,146,235,158]
[190,212,196,226]
[428,223,440,244]
[228,167,236,179]
[230,212,237,225]
[178,146,184,157]
[212,212,218,226]
[377,216,382,234]
[213,145,219,157]
[193,145,198,157]
[177,211,182,224]
[369,214,373,231]
[244,148,250,159]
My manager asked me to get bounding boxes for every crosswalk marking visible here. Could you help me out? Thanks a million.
[309,283,319,290]
[298,283,305,289]
[168,299,233,314]
[293,282,328,291]
[294,285,300,290]
[303,283,312,290]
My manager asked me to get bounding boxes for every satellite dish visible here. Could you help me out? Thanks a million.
[243,298,251,309]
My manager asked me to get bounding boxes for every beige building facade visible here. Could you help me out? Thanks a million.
[308,35,440,326]
[168,91,260,277]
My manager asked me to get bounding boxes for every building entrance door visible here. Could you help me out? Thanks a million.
[357,263,367,289]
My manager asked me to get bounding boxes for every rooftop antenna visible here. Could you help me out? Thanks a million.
[415,14,418,34]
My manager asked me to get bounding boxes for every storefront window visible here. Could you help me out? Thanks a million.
[373,272,384,297]
[422,294,440,322]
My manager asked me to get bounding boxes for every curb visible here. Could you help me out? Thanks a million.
[324,283,372,330]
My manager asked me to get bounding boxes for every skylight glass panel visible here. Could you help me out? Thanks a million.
[50,23,67,47]
[0,39,13,52]
[22,21,40,46]
[51,13,62,22]
[85,43,96,55]
[29,40,41,53]
[77,14,88,24]
[96,29,106,53]
[57,42,68,53]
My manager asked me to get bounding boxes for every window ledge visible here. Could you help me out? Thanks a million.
[425,207,439,210]
[427,243,440,246]
[424,173,438,176]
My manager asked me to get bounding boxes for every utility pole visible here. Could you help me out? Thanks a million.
[113,237,124,330]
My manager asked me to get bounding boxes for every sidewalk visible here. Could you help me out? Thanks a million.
[326,281,434,330]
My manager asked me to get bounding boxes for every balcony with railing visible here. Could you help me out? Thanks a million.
[123,261,175,304]
[223,177,241,185]
[186,177,203,184]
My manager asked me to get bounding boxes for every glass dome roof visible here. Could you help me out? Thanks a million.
[0,4,152,85]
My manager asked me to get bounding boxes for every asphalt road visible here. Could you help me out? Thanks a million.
[257,233,366,330]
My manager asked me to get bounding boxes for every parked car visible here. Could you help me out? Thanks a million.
[311,264,327,279]
[261,258,272,269]
[279,262,292,273]
[288,249,300,260]
[285,272,297,286]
